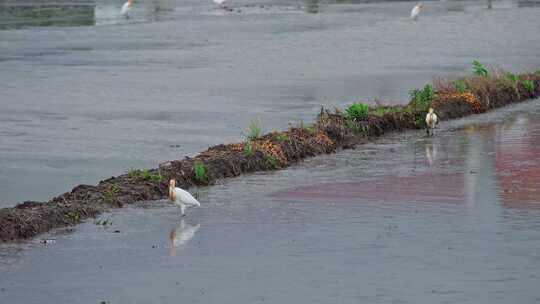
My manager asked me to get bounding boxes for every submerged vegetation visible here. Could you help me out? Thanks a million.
[1,63,539,242]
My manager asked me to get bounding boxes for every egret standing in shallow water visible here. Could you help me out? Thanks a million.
[425,107,439,136]
[121,0,133,18]
[169,179,201,217]
[410,3,423,20]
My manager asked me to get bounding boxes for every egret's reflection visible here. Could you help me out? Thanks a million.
[425,141,437,167]
[168,220,200,256]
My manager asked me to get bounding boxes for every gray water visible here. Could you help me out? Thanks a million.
[1,2,540,302]
[1,100,539,303]
[1,0,540,206]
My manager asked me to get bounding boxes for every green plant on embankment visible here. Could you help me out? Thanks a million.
[370,105,406,117]
[128,169,164,183]
[274,133,289,142]
[452,79,468,94]
[104,184,120,204]
[346,102,369,120]
[246,118,263,140]
[408,84,435,127]
[472,60,488,77]
[302,123,317,136]
[193,160,208,183]
[243,142,254,157]
[522,79,535,94]
[263,152,279,169]
[505,73,520,97]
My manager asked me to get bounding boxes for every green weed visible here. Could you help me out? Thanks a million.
[243,142,254,157]
[472,60,488,77]
[506,73,520,97]
[452,79,468,93]
[193,161,208,183]
[409,84,434,112]
[246,118,262,140]
[274,133,289,142]
[263,153,279,169]
[127,169,164,183]
[522,79,535,94]
[346,102,369,120]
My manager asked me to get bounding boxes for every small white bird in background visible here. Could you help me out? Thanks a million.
[169,220,200,256]
[425,107,439,136]
[169,179,201,217]
[121,0,133,18]
[410,3,423,21]
[213,0,232,11]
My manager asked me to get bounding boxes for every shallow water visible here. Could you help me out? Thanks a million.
[1,100,539,303]
[1,0,540,205]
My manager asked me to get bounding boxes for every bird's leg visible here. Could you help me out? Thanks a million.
[180,203,186,217]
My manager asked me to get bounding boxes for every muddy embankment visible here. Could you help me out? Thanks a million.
[1,69,539,242]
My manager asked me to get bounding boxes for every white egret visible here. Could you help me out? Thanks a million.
[410,3,423,21]
[213,0,231,10]
[121,0,133,18]
[169,179,201,217]
[425,107,438,136]
[169,220,200,256]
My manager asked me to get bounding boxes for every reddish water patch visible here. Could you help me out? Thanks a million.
[495,117,540,208]
[274,172,465,204]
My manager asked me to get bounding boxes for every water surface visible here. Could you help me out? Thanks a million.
[1,100,539,303]
[1,0,540,205]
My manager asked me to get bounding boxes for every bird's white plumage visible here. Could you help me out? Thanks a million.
[169,179,201,216]
[425,108,438,136]
[172,187,201,207]
[121,0,132,17]
[213,0,227,5]
[410,3,422,20]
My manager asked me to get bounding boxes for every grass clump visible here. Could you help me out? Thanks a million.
[346,102,369,121]
[408,84,435,128]
[409,84,434,112]
[246,118,263,140]
[472,60,488,77]
[452,79,468,93]
[522,79,535,94]
[193,160,208,183]
[263,153,279,169]
[128,169,164,183]
[370,105,407,117]
[505,73,520,97]
[274,133,289,142]
[104,184,120,204]
[243,142,254,157]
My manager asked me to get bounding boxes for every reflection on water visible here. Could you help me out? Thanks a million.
[168,219,200,256]
[276,106,540,212]
[0,0,95,29]
[0,0,175,29]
